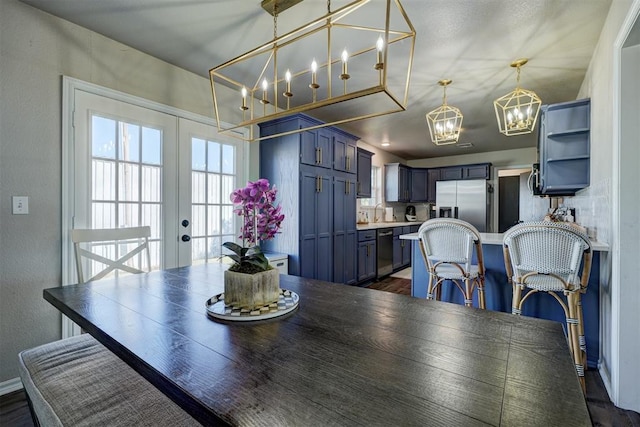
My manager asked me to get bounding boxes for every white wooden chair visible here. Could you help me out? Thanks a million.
[17,226,200,426]
[71,226,151,284]
[502,221,592,392]
[417,218,486,309]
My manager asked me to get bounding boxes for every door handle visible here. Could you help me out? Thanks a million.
[181,235,191,242]
[181,219,189,227]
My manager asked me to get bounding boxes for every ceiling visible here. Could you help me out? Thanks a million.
[19,0,612,159]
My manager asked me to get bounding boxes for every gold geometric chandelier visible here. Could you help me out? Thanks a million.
[209,0,416,142]
[493,58,542,136]
[426,79,463,146]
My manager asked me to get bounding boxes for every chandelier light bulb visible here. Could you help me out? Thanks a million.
[240,86,249,110]
[375,36,384,70]
[340,49,350,80]
[309,59,319,89]
[284,70,293,97]
[260,78,270,104]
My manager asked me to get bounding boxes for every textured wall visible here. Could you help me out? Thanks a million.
[0,0,232,382]
[571,0,638,412]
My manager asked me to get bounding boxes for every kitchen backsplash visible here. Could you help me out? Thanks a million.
[520,175,611,243]
[356,202,431,223]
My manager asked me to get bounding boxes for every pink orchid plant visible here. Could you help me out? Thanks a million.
[223,179,284,274]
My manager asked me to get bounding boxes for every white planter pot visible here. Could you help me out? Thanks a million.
[224,268,280,310]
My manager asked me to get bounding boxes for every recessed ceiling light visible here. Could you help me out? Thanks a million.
[456,142,474,148]
[381,142,390,147]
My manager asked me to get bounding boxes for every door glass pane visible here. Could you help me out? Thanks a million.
[92,116,116,159]
[141,127,162,165]
[90,114,163,271]
[191,138,237,264]
[119,123,140,162]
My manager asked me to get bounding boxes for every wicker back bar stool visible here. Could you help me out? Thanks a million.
[417,218,486,309]
[502,221,592,391]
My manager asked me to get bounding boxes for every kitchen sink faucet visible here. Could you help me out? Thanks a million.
[373,203,383,223]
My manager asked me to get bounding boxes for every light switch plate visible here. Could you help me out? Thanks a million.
[12,196,29,214]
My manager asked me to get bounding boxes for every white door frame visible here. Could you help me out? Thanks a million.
[61,76,248,338]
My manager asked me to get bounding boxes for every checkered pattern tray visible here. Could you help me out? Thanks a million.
[206,289,299,322]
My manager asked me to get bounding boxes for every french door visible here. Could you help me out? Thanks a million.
[64,78,246,292]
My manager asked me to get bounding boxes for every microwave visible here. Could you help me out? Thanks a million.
[528,163,543,196]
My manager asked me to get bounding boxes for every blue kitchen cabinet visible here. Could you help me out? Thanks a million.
[259,114,358,283]
[357,230,376,283]
[440,166,463,181]
[299,169,333,281]
[333,175,357,285]
[385,163,411,202]
[410,168,428,202]
[334,131,358,174]
[401,226,411,267]
[393,227,412,271]
[392,228,403,271]
[300,127,332,169]
[356,148,374,198]
[463,163,491,180]
[538,98,590,195]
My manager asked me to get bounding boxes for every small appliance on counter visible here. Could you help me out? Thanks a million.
[405,205,417,222]
[384,207,395,222]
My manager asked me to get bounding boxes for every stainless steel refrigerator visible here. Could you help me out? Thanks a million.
[436,180,490,232]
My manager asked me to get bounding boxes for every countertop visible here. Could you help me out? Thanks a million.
[356,221,425,230]
[399,231,610,251]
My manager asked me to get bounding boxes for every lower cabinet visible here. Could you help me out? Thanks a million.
[392,227,411,271]
[357,230,376,283]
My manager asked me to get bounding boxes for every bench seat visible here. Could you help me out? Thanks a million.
[18,334,200,426]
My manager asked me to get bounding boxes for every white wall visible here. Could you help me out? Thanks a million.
[0,0,240,385]
[571,0,639,411]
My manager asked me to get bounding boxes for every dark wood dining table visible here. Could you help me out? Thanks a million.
[43,263,590,426]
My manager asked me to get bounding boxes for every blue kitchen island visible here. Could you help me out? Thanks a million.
[400,231,609,368]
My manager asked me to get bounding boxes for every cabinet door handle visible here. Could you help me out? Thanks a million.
[319,147,322,165]
[367,244,370,257]
[315,148,320,165]
[319,176,323,193]
[346,155,350,171]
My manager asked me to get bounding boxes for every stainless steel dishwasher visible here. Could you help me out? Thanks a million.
[376,228,393,278]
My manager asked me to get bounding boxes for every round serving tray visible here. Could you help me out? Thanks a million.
[206,288,299,322]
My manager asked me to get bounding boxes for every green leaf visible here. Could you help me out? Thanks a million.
[222,241,243,256]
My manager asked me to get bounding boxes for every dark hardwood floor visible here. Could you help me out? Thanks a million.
[2,273,638,426]
[367,273,640,427]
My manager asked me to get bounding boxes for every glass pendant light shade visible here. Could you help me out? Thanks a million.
[494,58,542,136]
[426,79,463,146]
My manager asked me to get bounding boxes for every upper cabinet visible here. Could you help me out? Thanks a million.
[385,163,411,202]
[333,131,358,174]
[387,162,491,204]
[356,148,374,198]
[300,128,332,169]
[410,168,428,202]
[538,98,590,195]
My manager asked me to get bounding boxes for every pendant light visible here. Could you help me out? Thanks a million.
[426,79,463,146]
[493,58,542,136]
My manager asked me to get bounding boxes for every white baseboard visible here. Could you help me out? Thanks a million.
[0,377,24,396]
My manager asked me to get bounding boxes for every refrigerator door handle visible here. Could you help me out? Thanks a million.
[454,206,459,219]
